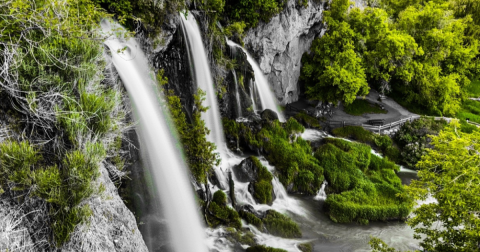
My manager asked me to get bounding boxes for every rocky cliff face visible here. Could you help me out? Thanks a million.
[243,0,327,105]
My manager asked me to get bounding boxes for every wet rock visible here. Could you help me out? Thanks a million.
[209,171,226,190]
[233,157,263,183]
[237,204,265,219]
[260,109,279,121]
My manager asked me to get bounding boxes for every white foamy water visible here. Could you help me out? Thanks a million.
[232,70,242,118]
[250,79,258,113]
[102,20,207,252]
[226,39,285,122]
[314,181,328,201]
[180,14,229,188]
[301,129,331,141]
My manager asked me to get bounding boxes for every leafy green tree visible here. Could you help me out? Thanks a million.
[405,120,480,251]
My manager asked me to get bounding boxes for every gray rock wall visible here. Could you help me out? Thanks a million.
[244,0,326,105]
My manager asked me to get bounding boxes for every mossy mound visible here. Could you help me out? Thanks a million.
[246,245,288,252]
[239,208,301,238]
[223,117,324,195]
[315,138,411,224]
[207,191,242,229]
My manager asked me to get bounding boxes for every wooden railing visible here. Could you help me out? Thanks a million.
[326,115,479,134]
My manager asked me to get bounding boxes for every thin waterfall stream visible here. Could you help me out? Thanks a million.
[102,20,207,252]
[226,39,285,122]
[232,70,243,118]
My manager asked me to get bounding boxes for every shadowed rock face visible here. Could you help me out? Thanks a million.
[244,0,326,105]
[243,0,366,105]
[233,157,262,183]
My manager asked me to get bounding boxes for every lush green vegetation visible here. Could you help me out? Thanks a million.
[372,120,480,251]
[466,78,480,97]
[224,0,287,28]
[159,70,220,184]
[246,245,288,252]
[239,209,301,238]
[224,117,324,195]
[249,157,274,205]
[301,0,479,116]
[294,111,322,129]
[344,99,387,116]
[262,210,302,238]
[207,190,242,229]
[394,117,447,168]
[316,138,410,224]
[0,0,127,246]
[457,99,480,124]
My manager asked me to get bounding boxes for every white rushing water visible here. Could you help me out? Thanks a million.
[249,79,258,113]
[232,70,243,118]
[314,181,328,201]
[180,14,229,188]
[102,20,207,252]
[226,39,285,122]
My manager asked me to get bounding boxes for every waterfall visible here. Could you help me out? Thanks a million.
[250,79,258,113]
[314,181,328,201]
[102,20,207,252]
[226,39,285,122]
[232,70,243,118]
[180,14,229,188]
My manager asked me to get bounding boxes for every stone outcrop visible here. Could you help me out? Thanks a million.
[243,0,326,105]
[61,165,148,252]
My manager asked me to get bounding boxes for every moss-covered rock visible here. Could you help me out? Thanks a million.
[246,245,288,252]
[315,138,411,224]
[262,210,301,238]
[260,109,279,121]
[207,191,242,229]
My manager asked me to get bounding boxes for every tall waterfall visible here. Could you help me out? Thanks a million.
[180,14,229,188]
[226,39,285,122]
[232,70,242,118]
[102,20,207,252]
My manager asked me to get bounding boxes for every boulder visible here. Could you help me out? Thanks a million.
[260,109,279,121]
[233,157,262,183]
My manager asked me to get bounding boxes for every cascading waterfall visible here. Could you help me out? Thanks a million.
[249,79,258,113]
[232,70,243,118]
[102,20,207,252]
[226,39,285,122]
[180,14,229,188]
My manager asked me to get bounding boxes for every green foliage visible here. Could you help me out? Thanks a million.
[405,120,480,251]
[457,99,480,124]
[315,138,410,223]
[302,0,479,116]
[161,73,220,184]
[249,157,274,204]
[225,0,286,28]
[0,141,40,190]
[239,210,263,229]
[394,117,447,168]
[223,118,323,195]
[332,126,375,144]
[207,191,242,229]
[246,245,288,252]
[262,210,302,238]
[343,99,387,116]
[293,111,321,129]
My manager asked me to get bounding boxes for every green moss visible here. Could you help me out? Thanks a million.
[246,245,288,252]
[315,138,410,223]
[263,210,302,238]
[208,191,242,229]
[239,210,263,229]
[293,111,321,129]
[332,126,375,144]
[298,243,313,252]
[223,118,323,195]
[253,180,274,205]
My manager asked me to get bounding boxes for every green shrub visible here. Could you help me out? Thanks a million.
[262,210,301,238]
[246,245,288,252]
[224,118,324,195]
[0,141,40,190]
[293,111,322,129]
[344,99,387,116]
[315,138,410,223]
[332,126,375,144]
[208,190,241,228]
[239,210,263,229]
